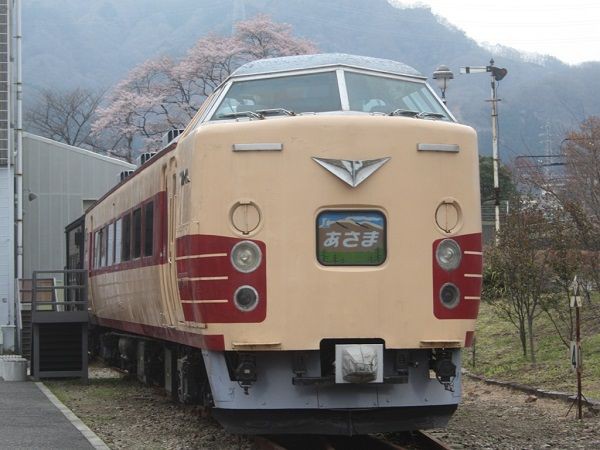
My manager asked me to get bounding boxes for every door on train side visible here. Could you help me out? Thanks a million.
[161,157,186,326]
[65,216,85,304]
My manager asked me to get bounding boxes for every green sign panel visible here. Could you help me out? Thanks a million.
[317,211,386,266]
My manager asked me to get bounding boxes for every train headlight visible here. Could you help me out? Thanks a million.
[231,241,262,273]
[234,285,259,312]
[439,283,460,309]
[435,239,462,271]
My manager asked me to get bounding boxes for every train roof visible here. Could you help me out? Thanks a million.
[231,53,424,79]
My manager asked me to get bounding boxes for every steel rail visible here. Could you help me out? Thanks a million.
[254,431,453,450]
[413,430,453,450]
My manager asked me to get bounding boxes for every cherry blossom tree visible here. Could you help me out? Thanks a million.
[235,14,318,60]
[94,15,317,160]
[92,56,176,161]
[169,35,245,120]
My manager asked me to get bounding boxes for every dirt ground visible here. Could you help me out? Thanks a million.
[46,367,600,449]
[435,377,600,449]
[46,366,253,450]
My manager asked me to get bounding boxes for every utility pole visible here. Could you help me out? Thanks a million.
[461,60,507,244]
[568,276,583,420]
[540,122,553,178]
[576,298,582,420]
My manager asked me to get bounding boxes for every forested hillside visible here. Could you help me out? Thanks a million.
[24,0,600,156]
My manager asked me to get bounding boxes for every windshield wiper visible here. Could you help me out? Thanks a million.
[416,112,447,120]
[389,109,446,120]
[218,111,264,120]
[256,108,296,116]
[389,109,420,117]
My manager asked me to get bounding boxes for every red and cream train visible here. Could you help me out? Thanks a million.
[67,54,482,434]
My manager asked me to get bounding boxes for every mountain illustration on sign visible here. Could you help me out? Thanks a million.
[318,213,386,265]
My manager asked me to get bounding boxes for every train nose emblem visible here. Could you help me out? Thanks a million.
[312,157,391,187]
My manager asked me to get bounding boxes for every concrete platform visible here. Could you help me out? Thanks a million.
[0,380,108,449]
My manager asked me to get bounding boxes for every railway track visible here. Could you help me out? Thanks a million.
[100,360,453,449]
[98,359,453,449]
[254,430,453,450]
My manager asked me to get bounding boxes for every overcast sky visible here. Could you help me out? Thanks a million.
[394,0,599,64]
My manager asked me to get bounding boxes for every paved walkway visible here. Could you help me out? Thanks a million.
[0,380,108,449]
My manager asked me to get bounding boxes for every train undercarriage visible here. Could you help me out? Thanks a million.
[92,324,461,435]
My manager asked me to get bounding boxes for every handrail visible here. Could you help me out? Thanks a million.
[33,270,88,274]
[32,286,87,291]
[32,269,88,315]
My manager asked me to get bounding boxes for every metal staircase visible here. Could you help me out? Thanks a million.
[29,270,88,381]
[19,278,55,360]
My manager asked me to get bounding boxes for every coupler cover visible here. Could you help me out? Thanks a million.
[335,344,383,383]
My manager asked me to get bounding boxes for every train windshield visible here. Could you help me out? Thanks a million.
[211,71,341,120]
[345,71,450,119]
[208,69,449,121]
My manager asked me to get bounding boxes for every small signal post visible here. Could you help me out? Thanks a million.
[569,276,583,420]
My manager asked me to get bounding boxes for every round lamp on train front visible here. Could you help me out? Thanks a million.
[231,240,262,273]
[432,65,454,104]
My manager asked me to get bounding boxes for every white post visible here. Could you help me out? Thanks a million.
[490,71,500,243]
[460,61,506,245]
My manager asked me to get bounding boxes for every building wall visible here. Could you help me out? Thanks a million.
[22,133,135,278]
[0,166,14,350]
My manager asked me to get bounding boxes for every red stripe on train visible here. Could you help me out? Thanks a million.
[177,256,230,278]
[176,234,267,324]
[432,233,482,320]
[94,316,225,350]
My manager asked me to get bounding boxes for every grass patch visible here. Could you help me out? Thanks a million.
[468,301,600,399]
[47,377,138,401]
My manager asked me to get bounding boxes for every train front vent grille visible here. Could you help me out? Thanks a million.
[38,323,83,372]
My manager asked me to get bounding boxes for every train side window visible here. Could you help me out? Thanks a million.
[133,207,142,259]
[144,201,154,257]
[122,213,131,261]
[100,226,108,267]
[115,219,122,263]
[107,222,114,265]
[93,230,100,269]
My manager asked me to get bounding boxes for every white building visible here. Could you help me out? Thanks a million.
[22,133,135,280]
[0,1,134,352]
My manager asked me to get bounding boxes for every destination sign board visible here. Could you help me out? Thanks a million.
[317,211,386,266]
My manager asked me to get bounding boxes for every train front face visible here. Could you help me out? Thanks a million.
[177,55,482,434]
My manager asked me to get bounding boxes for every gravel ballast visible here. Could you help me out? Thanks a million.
[47,366,600,449]
[431,377,600,449]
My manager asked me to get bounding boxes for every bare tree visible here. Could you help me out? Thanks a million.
[25,87,105,149]
[562,118,600,251]
[483,200,552,364]
[516,116,600,289]
[506,117,600,360]
[541,205,583,348]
